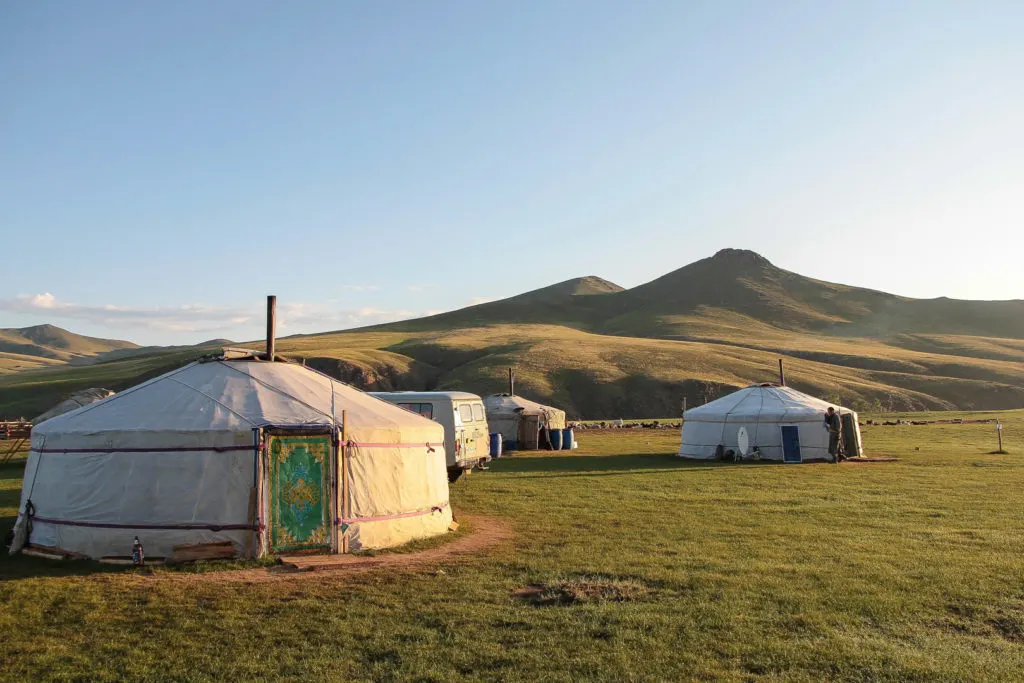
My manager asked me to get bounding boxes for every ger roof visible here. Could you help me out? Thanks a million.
[483,393,564,415]
[33,360,442,436]
[368,391,482,402]
[684,385,850,423]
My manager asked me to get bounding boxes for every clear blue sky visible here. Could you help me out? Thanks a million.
[1,1,1021,345]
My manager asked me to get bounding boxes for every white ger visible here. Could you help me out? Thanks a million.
[679,384,863,463]
[10,357,453,561]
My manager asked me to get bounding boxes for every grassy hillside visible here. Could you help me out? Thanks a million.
[393,249,1024,341]
[266,324,1024,417]
[0,325,137,365]
[388,275,628,332]
[2,249,1021,419]
[0,352,65,375]
[0,349,216,419]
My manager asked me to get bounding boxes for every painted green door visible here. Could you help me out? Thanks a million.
[268,433,332,552]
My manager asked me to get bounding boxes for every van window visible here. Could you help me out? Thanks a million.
[458,404,474,423]
[397,402,433,419]
[472,403,484,422]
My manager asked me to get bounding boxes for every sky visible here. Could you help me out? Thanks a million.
[1,1,1021,345]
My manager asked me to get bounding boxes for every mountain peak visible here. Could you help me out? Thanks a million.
[500,276,625,304]
[709,248,773,268]
[16,324,78,349]
[562,276,626,296]
[20,323,65,335]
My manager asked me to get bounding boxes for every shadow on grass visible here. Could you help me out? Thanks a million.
[0,460,27,481]
[0,553,131,581]
[490,453,787,476]
[1,490,21,513]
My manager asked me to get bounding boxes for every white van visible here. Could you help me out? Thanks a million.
[368,391,491,481]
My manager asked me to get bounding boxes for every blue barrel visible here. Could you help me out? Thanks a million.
[489,433,502,458]
[549,429,562,450]
[561,428,574,450]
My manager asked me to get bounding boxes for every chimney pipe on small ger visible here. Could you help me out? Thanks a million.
[508,368,515,396]
[266,295,277,361]
[778,358,786,386]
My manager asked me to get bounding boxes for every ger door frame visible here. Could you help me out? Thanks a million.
[779,424,802,463]
[260,425,337,555]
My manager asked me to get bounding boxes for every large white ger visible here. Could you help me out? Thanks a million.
[11,358,453,560]
[679,384,862,463]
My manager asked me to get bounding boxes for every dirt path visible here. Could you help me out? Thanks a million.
[133,515,512,585]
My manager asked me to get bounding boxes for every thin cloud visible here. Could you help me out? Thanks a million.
[276,302,417,331]
[340,285,380,292]
[466,297,493,306]
[0,293,419,336]
[406,284,437,292]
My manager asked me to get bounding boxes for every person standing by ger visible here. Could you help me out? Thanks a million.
[824,407,844,462]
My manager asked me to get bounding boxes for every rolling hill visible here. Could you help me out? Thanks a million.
[0,324,139,373]
[1,249,1022,419]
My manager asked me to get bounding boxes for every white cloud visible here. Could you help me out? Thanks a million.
[466,296,493,306]
[406,284,437,292]
[29,293,58,309]
[340,285,380,292]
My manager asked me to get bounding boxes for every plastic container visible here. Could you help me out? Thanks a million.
[549,428,562,450]
[561,428,574,450]
[489,433,502,458]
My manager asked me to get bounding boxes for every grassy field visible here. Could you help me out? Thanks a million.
[1,411,1022,680]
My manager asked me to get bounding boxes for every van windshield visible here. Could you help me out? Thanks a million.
[398,402,433,419]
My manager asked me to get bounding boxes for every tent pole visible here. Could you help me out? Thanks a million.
[778,358,786,386]
[341,410,349,554]
[508,368,514,396]
[245,428,259,558]
[681,397,686,441]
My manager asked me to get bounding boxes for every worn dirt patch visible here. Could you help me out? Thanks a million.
[125,515,512,585]
[841,457,899,464]
[512,577,652,606]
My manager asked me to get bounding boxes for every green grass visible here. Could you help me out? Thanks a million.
[1,410,1023,680]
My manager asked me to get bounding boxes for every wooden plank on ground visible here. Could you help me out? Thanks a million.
[23,544,90,560]
[171,541,237,563]
[98,557,166,565]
